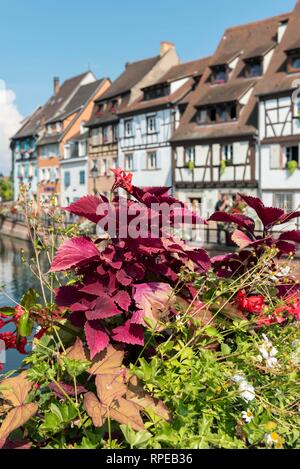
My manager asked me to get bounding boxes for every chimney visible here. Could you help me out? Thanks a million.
[160,41,175,56]
[53,77,60,96]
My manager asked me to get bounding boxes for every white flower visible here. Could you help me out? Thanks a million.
[241,410,254,423]
[259,335,278,369]
[277,266,291,278]
[239,381,255,402]
[270,266,291,282]
[232,374,246,383]
[232,374,256,402]
[265,432,284,448]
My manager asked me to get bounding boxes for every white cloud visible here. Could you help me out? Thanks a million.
[0,80,23,175]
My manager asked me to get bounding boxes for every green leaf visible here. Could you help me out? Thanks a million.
[221,343,231,355]
[120,425,152,449]
[0,306,15,316]
[205,326,219,337]
[21,288,39,310]
[18,312,34,337]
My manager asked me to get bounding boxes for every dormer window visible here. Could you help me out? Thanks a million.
[211,65,228,84]
[96,103,104,116]
[291,55,300,70]
[286,48,300,73]
[244,58,262,77]
[110,100,118,113]
[196,102,238,125]
[143,83,170,101]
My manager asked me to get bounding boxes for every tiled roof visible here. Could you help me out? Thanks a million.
[12,71,93,140]
[256,2,300,97]
[196,80,255,107]
[98,56,161,101]
[172,11,291,142]
[46,79,106,123]
[149,57,210,86]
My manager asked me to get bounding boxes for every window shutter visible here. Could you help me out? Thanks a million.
[133,154,138,171]
[141,152,147,170]
[156,151,161,169]
[270,145,281,169]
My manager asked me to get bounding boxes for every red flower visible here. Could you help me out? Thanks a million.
[237,290,265,314]
[111,167,133,193]
[0,331,17,349]
[34,328,48,340]
[14,305,26,322]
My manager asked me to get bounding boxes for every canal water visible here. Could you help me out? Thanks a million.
[0,235,42,372]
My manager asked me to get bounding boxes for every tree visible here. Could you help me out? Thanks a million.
[0,177,13,201]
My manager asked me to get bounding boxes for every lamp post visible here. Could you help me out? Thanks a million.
[91,159,98,195]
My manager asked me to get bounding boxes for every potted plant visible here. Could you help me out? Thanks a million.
[185,160,195,172]
[287,160,298,175]
[220,159,227,175]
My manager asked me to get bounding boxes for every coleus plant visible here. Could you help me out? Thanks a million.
[50,168,210,359]
[209,193,300,281]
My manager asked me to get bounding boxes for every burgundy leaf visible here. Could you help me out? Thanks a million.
[49,237,100,272]
[69,311,87,328]
[278,211,300,225]
[85,294,122,320]
[113,291,131,311]
[49,382,88,399]
[275,240,296,255]
[125,263,145,280]
[80,281,107,296]
[116,269,132,286]
[209,212,255,233]
[238,194,284,229]
[63,194,108,223]
[231,230,253,249]
[112,320,144,346]
[279,230,300,243]
[55,286,82,307]
[84,321,110,359]
[133,283,173,329]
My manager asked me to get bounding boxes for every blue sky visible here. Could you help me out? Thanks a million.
[1,0,296,117]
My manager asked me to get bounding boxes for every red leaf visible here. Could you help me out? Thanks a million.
[63,194,108,223]
[279,230,300,243]
[49,237,100,272]
[113,291,131,311]
[49,382,87,399]
[85,294,122,320]
[112,320,144,346]
[209,212,255,233]
[231,230,253,249]
[84,321,110,359]
[238,194,284,229]
[133,282,173,329]
[116,269,132,286]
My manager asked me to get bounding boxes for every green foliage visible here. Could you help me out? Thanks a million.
[130,322,300,449]
[0,177,13,201]
[287,160,298,175]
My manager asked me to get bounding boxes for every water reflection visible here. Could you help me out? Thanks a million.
[0,235,43,372]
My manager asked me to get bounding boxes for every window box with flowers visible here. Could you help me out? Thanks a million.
[287,159,298,175]
[220,159,227,175]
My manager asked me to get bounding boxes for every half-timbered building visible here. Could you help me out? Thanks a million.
[256,1,300,211]
[171,11,291,217]
[85,42,179,196]
[117,58,210,188]
[37,74,110,206]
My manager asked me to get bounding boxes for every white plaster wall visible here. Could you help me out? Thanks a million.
[60,158,88,206]
[260,144,300,190]
[119,108,174,187]
[175,142,251,184]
